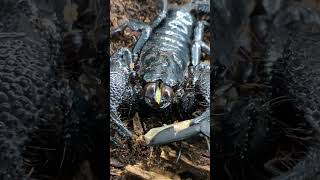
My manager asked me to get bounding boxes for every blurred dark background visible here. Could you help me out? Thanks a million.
[212,0,320,179]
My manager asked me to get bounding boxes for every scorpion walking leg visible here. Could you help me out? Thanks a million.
[150,0,168,28]
[110,19,151,58]
[111,0,170,57]
[191,0,210,14]
[110,48,134,140]
[191,21,210,66]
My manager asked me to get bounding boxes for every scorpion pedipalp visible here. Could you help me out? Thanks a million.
[143,114,210,151]
[110,48,135,142]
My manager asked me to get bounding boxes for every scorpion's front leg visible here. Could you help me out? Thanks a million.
[110,48,135,142]
[111,0,168,58]
[111,19,151,57]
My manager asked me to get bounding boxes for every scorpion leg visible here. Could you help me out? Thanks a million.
[111,0,170,58]
[111,19,151,59]
[110,48,135,142]
[191,0,210,14]
[150,0,168,28]
[191,21,210,66]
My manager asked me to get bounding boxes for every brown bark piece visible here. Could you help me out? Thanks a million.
[133,112,144,136]
[111,167,123,177]
[124,164,181,180]
[160,147,210,172]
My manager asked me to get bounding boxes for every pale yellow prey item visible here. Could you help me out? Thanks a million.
[155,85,161,104]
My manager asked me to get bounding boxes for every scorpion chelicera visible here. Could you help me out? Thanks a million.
[110,0,210,150]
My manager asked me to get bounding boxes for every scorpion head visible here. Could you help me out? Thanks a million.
[143,81,174,109]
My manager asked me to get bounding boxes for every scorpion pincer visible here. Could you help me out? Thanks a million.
[110,0,210,151]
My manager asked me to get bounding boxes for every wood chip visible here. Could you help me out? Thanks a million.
[111,167,123,176]
[133,112,144,136]
[110,157,125,168]
[160,147,210,172]
[125,164,181,180]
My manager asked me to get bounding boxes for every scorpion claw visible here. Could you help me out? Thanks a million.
[143,116,210,151]
[110,48,134,143]
[111,115,132,138]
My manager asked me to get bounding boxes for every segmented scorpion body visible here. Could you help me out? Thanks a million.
[110,0,210,148]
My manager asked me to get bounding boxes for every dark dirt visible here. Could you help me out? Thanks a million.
[110,0,210,179]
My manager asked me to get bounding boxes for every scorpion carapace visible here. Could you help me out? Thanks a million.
[110,0,210,150]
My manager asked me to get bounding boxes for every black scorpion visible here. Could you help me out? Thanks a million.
[110,0,210,149]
